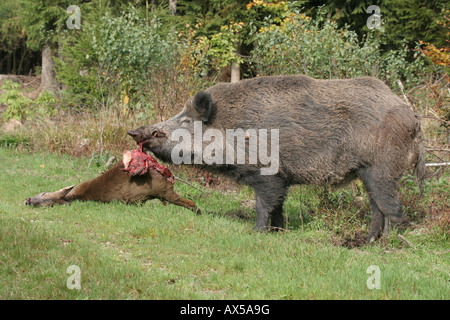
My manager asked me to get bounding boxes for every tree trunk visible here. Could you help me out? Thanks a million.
[39,45,58,92]
[169,0,177,15]
[231,61,240,83]
[230,44,241,83]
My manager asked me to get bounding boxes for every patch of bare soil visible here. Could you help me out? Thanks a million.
[332,230,368,249]
[223,209,254,222]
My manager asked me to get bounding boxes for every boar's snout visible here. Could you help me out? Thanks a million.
[127,128,166,141]
[24,198,32,205]
[127,130,144,143]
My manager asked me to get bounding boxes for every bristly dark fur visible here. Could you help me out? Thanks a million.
[130,75,425,242]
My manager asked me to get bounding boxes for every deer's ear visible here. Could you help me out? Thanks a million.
[55,185,75,199]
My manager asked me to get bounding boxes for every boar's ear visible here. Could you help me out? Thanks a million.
[193,91,215,123]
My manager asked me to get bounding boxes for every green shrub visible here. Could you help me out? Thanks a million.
[56,5,181,112]
[0,80,33,121]
[0,80,57,121]
[251,8,427,91]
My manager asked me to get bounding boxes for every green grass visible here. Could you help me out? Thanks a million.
[0,147,448,299]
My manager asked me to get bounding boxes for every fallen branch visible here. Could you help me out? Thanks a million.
[173,175,204,193]
[398,80,414,111]
[425,162,450,167]
[269,226,291,233]
[398,234,417,249]
[420,115,450,125]
[425,148,450,153]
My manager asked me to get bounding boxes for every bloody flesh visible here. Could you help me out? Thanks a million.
[122,142,174,184]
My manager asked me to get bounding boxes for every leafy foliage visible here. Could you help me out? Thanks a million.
[383,0,448,49]
[56,4,180,110]
[0,80,32,121]
[0,80,57,121]
[18,0,76,50]
[209,22,245,69]
[300,0,448,52]
[251,8,427,90]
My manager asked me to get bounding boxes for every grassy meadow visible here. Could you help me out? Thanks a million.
[0,0,449,302]
[0,147,448,300]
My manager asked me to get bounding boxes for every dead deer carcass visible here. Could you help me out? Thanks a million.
[24,153,200,214]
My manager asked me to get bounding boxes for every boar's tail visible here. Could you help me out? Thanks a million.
[413,120,426,195]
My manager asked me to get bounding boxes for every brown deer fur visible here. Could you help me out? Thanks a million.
[24,162,200,214]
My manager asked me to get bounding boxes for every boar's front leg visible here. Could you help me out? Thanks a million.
[253,179,287,231]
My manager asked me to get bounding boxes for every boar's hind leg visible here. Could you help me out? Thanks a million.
[366,197,386,243]
[357,167,403,242]
[253,181,287,231]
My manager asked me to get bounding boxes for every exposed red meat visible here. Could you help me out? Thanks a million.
[122,142,174,184]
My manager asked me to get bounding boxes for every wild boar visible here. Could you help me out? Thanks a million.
[24,161,200,214]
[128,75,425,242]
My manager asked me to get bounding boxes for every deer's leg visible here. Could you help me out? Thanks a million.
[160,188,200,214]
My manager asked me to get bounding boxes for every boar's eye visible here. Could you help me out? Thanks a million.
[180,117,193,126]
